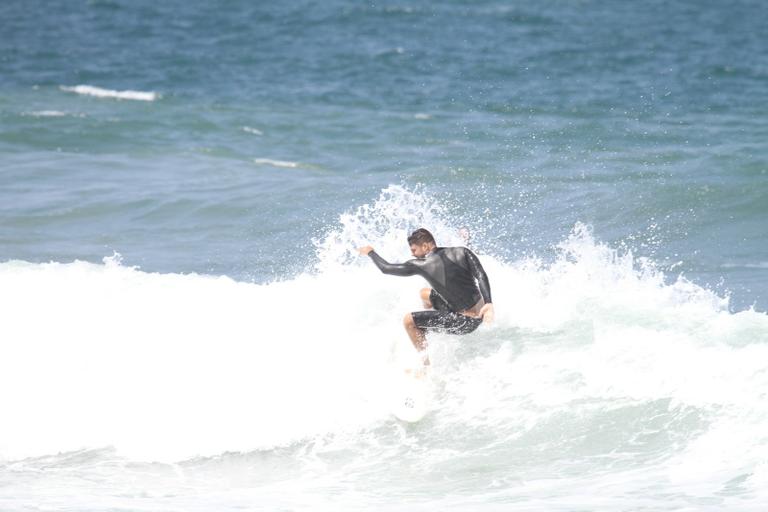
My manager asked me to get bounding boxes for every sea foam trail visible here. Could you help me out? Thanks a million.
[1,185,767,503]
[22,110,85,118]
[252,158,300,168]
[60,85,159,101]
[0,256,399,462]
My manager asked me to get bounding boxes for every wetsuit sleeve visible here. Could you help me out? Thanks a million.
[466,249,492,304]
[367,251,419,276]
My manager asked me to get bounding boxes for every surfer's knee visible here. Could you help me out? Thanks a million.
[403,312,415,328]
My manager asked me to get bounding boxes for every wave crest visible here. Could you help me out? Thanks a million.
[60,85,159,101]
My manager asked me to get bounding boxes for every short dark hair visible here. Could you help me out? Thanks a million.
[407,228,436,246]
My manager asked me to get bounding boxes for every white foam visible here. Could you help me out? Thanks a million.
[1,185,767,482]
[60,85,159,101]
[21,110,86,118]
[242,126,264,135]
[313,185,465,273]
[253,158,300,168]
[23,110,68,117]
[0,260,394,462]
[722,261,768,269]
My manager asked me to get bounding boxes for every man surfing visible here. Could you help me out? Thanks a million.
[357,228,494,366]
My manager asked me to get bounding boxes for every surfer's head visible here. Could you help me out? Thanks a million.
[408,228,436,258]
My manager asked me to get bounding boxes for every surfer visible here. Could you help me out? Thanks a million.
[357,228,493,366]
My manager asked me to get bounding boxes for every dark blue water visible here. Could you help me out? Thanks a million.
[4,0,765,295]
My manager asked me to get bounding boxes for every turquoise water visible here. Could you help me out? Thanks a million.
[2,1,768,510]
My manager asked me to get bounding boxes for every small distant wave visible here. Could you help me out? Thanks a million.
[22,110,85,118]
[60,85,159,101]
[383,6,415,14]
[375,47,406,58]
[722,262,768,269]
[253,158,300,169]
[413,113,431,120]
[242,126,264,136]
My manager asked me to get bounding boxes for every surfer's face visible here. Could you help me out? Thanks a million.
[410,242,432,258]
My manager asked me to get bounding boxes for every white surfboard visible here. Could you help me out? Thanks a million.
[391,367,431,422]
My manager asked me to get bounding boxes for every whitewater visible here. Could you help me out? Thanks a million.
[1,187,767,511]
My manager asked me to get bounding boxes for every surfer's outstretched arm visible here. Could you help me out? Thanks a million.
[357,246,418,277]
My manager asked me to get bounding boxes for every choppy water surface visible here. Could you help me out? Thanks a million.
[1,1,768,510]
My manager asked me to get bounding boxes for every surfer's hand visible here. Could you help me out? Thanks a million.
[357,245,374,256]
[479,303,495,324]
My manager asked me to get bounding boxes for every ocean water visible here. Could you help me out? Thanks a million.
[2,1,768,510]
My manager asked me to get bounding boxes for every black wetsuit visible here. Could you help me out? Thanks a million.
[368,247,492,334]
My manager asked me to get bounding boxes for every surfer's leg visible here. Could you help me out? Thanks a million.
[403,312,430,365]
[420,287,433,308]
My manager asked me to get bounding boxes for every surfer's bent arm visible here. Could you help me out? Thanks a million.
[466,249,492,304]
[367,250,419,277]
